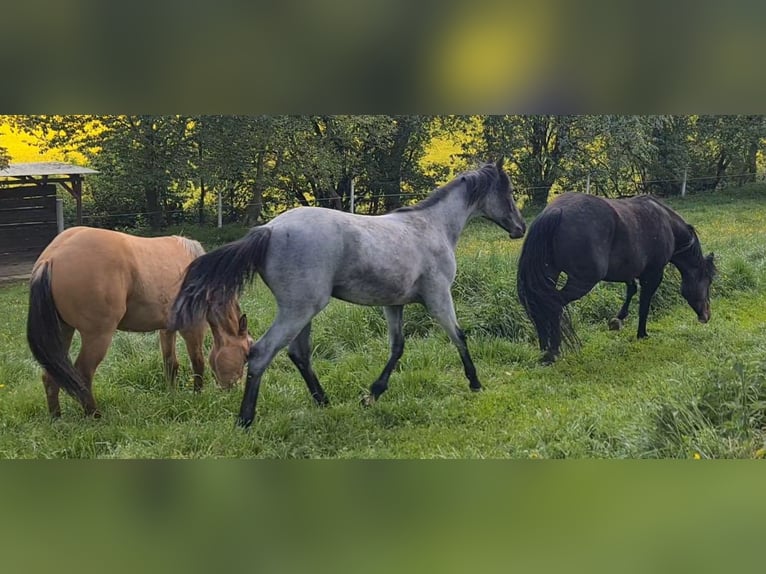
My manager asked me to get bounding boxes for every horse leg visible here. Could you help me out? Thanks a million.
[159,329,180,388]
[238,304,325,428]
[423,289,481,391]
[287,322,329,406]
[637,271,664,339]
[543,276,597,363]
[609,280,638,331]
[179,326,206,392]
[73,330,115,418]
[42,324,75,418]
[363,305,404,405]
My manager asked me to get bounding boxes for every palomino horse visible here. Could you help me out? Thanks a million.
[26,226,252,418]
[517,192,716,363]
[171,159,526,427]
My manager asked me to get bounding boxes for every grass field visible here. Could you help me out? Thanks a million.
[1,186,765,458]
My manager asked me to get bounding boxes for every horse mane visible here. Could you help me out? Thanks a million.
[173,236,205,259]
[395,162,505,213]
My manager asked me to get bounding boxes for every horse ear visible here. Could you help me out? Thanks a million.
[238,314,248,335]
[496,157,505,170]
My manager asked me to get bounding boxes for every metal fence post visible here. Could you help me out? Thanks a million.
[217,190,223,228]
[350,178,355,214]
[681,168,688,197]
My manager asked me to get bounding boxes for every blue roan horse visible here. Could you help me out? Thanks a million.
[171,160,526,427]
[517,192,716,364]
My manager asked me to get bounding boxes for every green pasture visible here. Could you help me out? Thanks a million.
[1,186,765,458]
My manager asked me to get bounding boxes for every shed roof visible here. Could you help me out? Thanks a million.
[0,161,99,178]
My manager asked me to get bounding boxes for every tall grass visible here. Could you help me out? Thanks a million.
[1,186,765,458]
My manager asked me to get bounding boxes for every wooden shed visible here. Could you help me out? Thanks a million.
[0,161,98,280]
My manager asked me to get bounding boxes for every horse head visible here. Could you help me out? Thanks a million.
[678,233,716,323]
[476,158,526,239]
[208,305,252,388]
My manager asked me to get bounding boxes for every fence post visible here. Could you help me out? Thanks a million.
[681,168,688,198]
[350,178,355,214]
[56,198,64,233]
[217,189,223,228]
[586,173,591,194]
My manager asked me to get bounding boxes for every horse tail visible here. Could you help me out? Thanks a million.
[516,208,578,350]
[26,261,90,405]
[170,226,272,331]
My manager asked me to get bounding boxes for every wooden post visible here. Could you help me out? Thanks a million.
[56,198,64,233]
[350,178,355,214]
[72,176,83,225]
[681,168,688,198]
[586,173,591,194]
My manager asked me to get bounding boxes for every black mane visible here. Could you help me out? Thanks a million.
[396,162,505,213]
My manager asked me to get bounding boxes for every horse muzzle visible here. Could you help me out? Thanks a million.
[508,222,526,239]
[698,304,711,324]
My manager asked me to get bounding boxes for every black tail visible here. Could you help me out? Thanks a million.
[26,261,90,405]
[170,226,272,331]
[516,208,578,352]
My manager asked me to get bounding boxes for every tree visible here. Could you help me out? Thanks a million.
[9,115,194,229]
[481,115,588,209]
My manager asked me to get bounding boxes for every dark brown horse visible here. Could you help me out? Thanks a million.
[26,226,252,418]
[517,193,716,363]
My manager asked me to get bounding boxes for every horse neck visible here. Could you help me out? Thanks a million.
[414,184,476,247]
[670,221,700,277]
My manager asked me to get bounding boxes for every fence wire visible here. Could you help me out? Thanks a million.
[67,169,765,226]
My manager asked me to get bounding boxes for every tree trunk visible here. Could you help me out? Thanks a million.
[244,151,265,225]
[527,182,552,210]
[743,140,758,185]
[198,176,207,225]
[146,186,163,229]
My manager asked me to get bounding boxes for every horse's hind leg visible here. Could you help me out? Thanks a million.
[159,329,180,388]
[287,322,329,406]
[239,303,326,428]
[423,289,481,391]
[73,330,114,418]
[179,326,206,392]
[609,280,638,331]
[42,324,75,418]
[544,276,596,363]
[364,305,404,405]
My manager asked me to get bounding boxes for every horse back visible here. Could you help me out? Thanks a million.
[35,227,202,332]
[605,196,675,279]
[546,193,675,282]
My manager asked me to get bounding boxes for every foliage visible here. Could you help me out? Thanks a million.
[1,185,766,458]
[1,115,765,228]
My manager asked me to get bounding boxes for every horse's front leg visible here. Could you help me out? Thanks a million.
[159,329,181,388]
[423,288,481,391]
[609,280,638,331]
[362,305,404,406]
[637,270,664,339]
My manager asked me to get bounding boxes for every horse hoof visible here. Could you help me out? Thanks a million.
[540,352,558,365]
[608,318,623,331]
[470,384,482,392]
[314,395,330,407]
[361,394,376,408]
[236,416,254,429]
